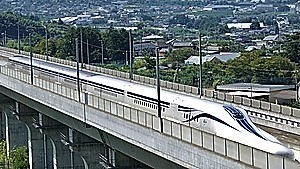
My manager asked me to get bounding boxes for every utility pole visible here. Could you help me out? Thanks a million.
[198,33,202,98]
[125,50,128,65]
[45,25,48,61]
[129,30,133,80]
[4,30,6,46]
[18,25,20,54]
[101,40,104,64]
[29,33,33,85]
[156,47,163,132]
[87,39,89,65]
[76,38,81,102]
[80,28,84,68]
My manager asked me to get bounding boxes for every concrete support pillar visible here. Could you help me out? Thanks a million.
[39,115,84,169]
[14,102,48,169]
[72,130,106,169]
[2,109,28,168]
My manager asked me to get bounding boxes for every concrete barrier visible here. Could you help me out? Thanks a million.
[202,132,213,151]
[173,83,179,90]
[146,113,153,128]
[138,111,146,126]
[178,84,184,92]
[261,101,271,111]
[217,92,225,100]
[184,86,192,93]
[253,149,267,169]
[133,75,139,81]
[281,106,292,116]
[153,116,161,132]
[171,122,181,139]
[204,89,214,98]
[99,98,105,110]
[145,77,150,84]
[284,157,300,169]
[150,78,155,85]
[268,154,283,169]
[131,109,138,123]
[166,82,172,89]
[252,100,261,109]
[124,106,131,120]
[191,87,198,95]
[160,81,167,88]
[117,104,124,118]
[292,108,300,118]
[112,70,117,76]
[181,125,191,143]
[94,96,99,108]
[110,102,118,115]
[270,103,281,113]
[239,144,252,165]
[191,128,202,147]
[233,96,242,104]
[214,136,225,156]
[105,100,111,113]
[139,76,145,83]
[163,119,172,136]
[226,140,238,160]
[225,94,233,102]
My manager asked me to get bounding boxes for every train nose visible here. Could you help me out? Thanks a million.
[275,148,295,159]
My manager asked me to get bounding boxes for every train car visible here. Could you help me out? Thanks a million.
[8,55,294,159]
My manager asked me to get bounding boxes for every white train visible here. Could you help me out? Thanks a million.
[9,56,294,159]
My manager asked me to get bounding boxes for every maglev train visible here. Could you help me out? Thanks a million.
[8,55,294,159]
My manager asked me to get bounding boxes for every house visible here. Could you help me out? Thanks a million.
[172,42,194,50]
[216,83,296,104]
[185,52,240,65]
[263,35,281,48]
[133,42,156,56]
[227,22,265,29]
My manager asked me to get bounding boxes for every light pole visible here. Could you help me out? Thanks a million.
[4,30,6,46]
[1,33,4,46]
[100,40,104,64]
[87,39,89,65]
[129,30,133,80]
[198,33,203,98]
[18,25,20,54]
[75,38,81,102]
[29,32,33,85]
[43,24,48,61]
[80,28,84,68]
[156,47,163,132]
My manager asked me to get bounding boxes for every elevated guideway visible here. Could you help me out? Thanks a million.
[1,46,299,136]
[0,47,299,168]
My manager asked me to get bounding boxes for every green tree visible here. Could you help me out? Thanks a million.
[284,33,300,63]
[167,48,197,65]
[101,28,129,62]
[9,146,29,169]
[0,141,7,168]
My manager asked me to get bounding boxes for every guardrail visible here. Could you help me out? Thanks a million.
[1,47,300,127]
[0,65,299,169]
